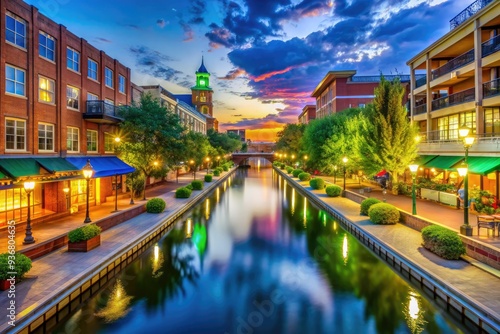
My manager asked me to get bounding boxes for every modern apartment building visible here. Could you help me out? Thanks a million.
[407,0,500,197]
[0,0,134,230]
[298,105,316,124]
[311,70,417,119]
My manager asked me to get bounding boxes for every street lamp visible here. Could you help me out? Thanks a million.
[458,124,475,236]
[409,164,419,215]
[216,156,221,167]
[23,178,35,244]
[190,160,196,180]
[205,157,210,173]
[63,186,70,212]
[334,165,338,184]
[303,155,308,169]
[342,156,348,196]
[82,159,94,224]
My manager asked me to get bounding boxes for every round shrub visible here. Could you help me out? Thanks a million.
[280,163,285,169]
[175,187,192,198]
[292,169,304,178]
[222,165,229,171]
[0,253,32,280]
[213,169,221,176]
[298,172,311,181]
[191,180,204,190]
[146,198,166,213]
[325,185,342,197]
[68,224,102,242]
[205,174,213,182]
[286,166,294,174]
[309,178,325,190]
[215,167,223,173]
[421,225,466,260]
[360,197,382,215]
[185,184,194,190]
[368,203,400,224]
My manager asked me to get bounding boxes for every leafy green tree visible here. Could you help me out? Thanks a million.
[182,131,211,173]
[275,123,305,157]
[207,129,242,155]
[119,93,185,199]
[356,76,418,191]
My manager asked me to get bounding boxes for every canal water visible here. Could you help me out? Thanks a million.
[54,167,467,334]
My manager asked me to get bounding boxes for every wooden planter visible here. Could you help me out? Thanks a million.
[0,279,13,291]
[68,235,101,252]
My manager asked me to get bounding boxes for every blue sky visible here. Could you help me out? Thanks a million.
[25,0,472,140]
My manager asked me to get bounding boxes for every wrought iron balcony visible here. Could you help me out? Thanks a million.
[449,0,493,30]
[84,100,124,124]
[414,104,427,115]
[415,76,427,88]
[482,34,500,58]
[431,49,474,80]
[483,78,500,99]
[431,88,475,111]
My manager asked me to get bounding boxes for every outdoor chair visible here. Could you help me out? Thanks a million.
[476,215,497,236]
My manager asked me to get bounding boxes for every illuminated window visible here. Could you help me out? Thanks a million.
[67,47,80,72]
[38,123,54,151]
[6,118,26,151]
[104,133,115,152]
[67,127,79,152]
[66,86,79,110]
[39,76,55,103]
[87,130,98,152]
[39,32,55,61]
[6,13,26,48]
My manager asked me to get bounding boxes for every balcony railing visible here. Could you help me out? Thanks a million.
[415,75,427,88]
[419,131,500,144]
[431,88,475,111]
[482,34,500,58]
[449,0,494,30]
[85,100,123,119]
[431,49,474,80]
[414,104,427,115]
[483,78,500,99]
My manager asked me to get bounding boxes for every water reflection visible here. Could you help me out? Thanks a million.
[94,279,132,323]
[342,233,348,265]
[151,244,164,278]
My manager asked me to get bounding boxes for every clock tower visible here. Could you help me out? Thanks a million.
[191,56,214,117]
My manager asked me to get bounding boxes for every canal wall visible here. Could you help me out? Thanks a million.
[274,167,500,334]
[7,168,238,334]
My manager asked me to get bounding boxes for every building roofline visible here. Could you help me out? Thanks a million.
[311,71,357,97]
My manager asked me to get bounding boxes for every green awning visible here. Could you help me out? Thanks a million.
[423,156,463,170]
[414,155,438,166]
[34,158,80,173]
[452,156,500,175]
[0,158,40,178]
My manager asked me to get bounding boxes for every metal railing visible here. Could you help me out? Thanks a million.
[483,78,500,99]
[482,34,500,58]
[449,0,494,30]
[85,100,123,119]
[431,49,474,80]
[431,88,475,111]
[414,104,427,115]
[415,75,427,88]
[418,131,500,144]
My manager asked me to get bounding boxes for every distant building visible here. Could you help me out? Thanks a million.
[311,70,418,119]
[191,57,218,131]
[227,129,246,142]
[298,105,316,124]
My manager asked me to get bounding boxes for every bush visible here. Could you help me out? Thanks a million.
[360,197,382,215]
[298,172,311,181]
[325,185,342,197]
[213,169,221,176]
[0,253,32,280]
[191,180,204,190]
[280,163,285,169]
[146,198,166,213]
[292,169,304,177]
[421,225,466,260]
[286,166,294,174]
[368,203,400,224]
[185,184,193,190]
[309,178,325,190]
[222,165,229,171]
[175,187,192,198]
[205,174,213,182]
[68,224,102,243]
[215,167,223,173]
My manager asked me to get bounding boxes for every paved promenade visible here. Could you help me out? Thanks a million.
[0,168,499,333]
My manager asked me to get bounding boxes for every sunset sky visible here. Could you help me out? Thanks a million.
[25,0,471,141]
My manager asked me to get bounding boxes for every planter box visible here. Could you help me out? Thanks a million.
[0,279,13,291]
[68,235,101,252]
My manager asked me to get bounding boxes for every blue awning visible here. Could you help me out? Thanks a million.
[66,156,135,178]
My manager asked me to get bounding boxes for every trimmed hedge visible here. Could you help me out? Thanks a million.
[146,198,166,213]
[292,169,304,178]
[368,203,400,225]
[175,187,192,198]
[68,224,102,243]
[191,180,204,190]
[360,197,382,216]
[325,185,342,197]
[222,165,229,171]
[309,178,325,190]
[280,163,286,169]
[213,169,221,176]
[0,253,32,280]
[421,225,466,260]
[298,172,311,181]
[205,174,213,182]
[286,166,294,174]
[185,184,194,190]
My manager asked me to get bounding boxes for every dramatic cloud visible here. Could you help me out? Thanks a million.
[189,0,207,24]
[130,46,183,81]
[157,18,167,28]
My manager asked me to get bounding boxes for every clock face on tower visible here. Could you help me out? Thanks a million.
[200,79,205,86]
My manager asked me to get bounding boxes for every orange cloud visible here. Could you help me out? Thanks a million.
[246,128,282,142]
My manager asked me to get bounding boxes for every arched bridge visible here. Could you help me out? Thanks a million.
[231,152,276,166]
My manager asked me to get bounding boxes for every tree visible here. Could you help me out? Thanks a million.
[207,129,242,155]
[182,131,212,174]
[119,93,185,199]
[275,123,305,156]
[356,76,418,192]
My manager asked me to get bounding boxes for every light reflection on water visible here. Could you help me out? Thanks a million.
[54,168,466,334]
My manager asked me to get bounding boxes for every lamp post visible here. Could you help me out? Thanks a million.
[334,165,338,184]
[409,164,419,215]
[190,160,196,180]
[23,178,35,244]
[82,159,94,224]
[205,157,210,173]
[63,186,70,212]
[216,156,221,167]
[458,124,475,236]
[112,174,120,213]
[303,155,308,169]
[342,156,348,196]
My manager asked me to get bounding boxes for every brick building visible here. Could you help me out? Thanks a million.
[298,105,316,124]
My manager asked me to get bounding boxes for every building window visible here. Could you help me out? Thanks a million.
[6,13,26,48]
[38,123,54,151]
[39,32,55,61]
[87,92,98,101]
[87,130,98,152]
[484,108,500,136]
[359,103,365,108]
[105,67,113,88]
[5,65,25,96]
[118,75,125,93]
[88,59,98,80]
[67,127,79,152]
[6,118,26,151]
[66,86,80,110]
[105,98,114,105]
[104,133,115,153]
[67,47,80,72]
[39,76,55,103]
